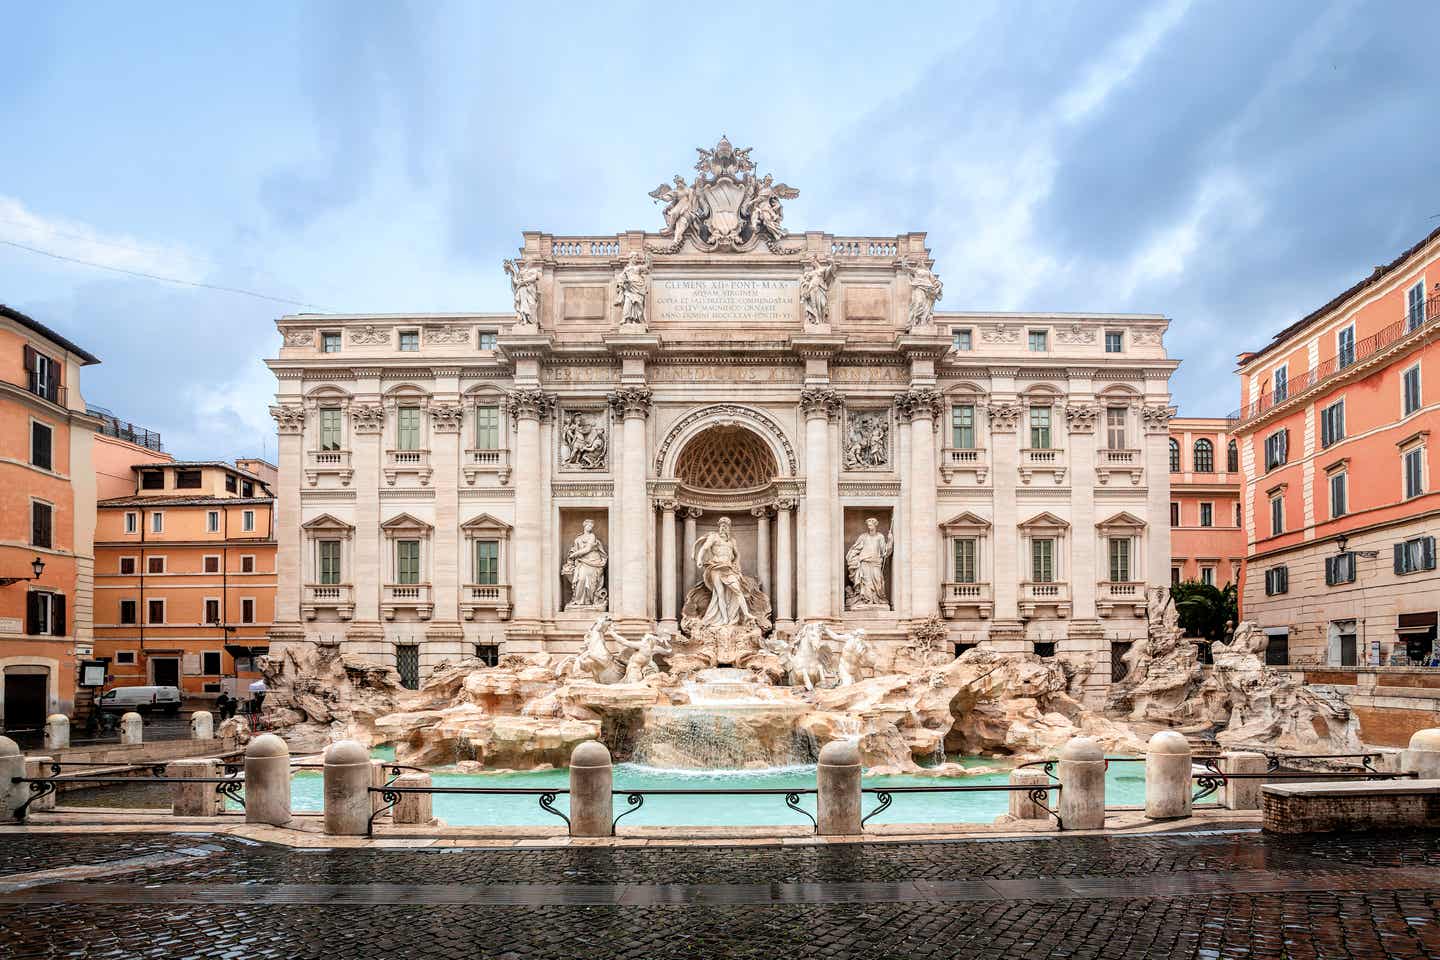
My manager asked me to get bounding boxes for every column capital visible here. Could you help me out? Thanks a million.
[1063,403,1099,434]
[750,505,772,519]
[270,404,305,434]
[985,401,1022,432]
[685,506,703,519]
[775,496,797,511]
[351,403,385,433]
[799,386,844,420]
[429,403,464,433]
[1141,403,1175,433]
[607,386,654,420]
[894,387,942,423]
[653,497,679,512]
[504,388,557,422]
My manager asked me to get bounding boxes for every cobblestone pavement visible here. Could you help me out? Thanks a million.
[4,830,1440,958]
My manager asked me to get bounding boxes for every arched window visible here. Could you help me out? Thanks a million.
[1168,438,1180,473]
[1227,439,1239,473]
[1193,438,1214,473]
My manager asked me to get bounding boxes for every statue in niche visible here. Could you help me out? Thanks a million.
[554,613,625,683]
[503,259,542,328]
[616,631,674,683]
[800,255,836,328]
[900,258,943,330]
[678,515,773,666]
[612,252,650,330]
[562,519,609,611]
[560,412,607,470]
[845,518,894,609]
[695,516,758,627]
[843,412,889,470]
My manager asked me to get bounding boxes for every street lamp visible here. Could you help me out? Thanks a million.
[0,557,45,587]
[1335,534,1380,559]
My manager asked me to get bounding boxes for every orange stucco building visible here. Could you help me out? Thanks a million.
[1233,226,1440,668]
[1167,416,1246,593]
[93,460,277,699]
[0,305,101,732]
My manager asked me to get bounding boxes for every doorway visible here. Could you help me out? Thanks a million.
[3,670,48,731]
[151,657,180,687]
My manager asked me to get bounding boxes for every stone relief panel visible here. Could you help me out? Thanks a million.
[842,409,891,471]
[349,325,389,346]
[558,408,609,471]
[1055,322,1096,345]
[562,285,607,320]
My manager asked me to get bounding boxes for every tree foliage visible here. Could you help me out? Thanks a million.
[1171,580,1238,643]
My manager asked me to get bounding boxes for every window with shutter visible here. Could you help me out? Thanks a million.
[31,502,53,549]
[1409,281,1426,332]
[1403,365,1421,416]
[53,594,65,637]
[31,421,52,470]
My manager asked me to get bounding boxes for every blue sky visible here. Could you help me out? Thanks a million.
[5,1,1439,460]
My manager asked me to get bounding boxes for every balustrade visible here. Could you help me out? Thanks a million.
[939,446,990,484]
[382,583,433,620]
[1020,581,1072,618]
[1018,448,1067,485]
[462,446,511,485]
[383,449,432,486]
[305,449,353,486]
[1096,580,1147,617]
[302,583,354,621]
[939,581,993,619]
[462,583,512,621]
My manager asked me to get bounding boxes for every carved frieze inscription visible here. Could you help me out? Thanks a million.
[651,278,799,326]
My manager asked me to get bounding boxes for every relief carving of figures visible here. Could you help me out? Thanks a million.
[429,404,464,433]
[504,388,556,422]
[799,255,836,328]
[1141,404,1175,431]
[986,401,1023,432]
[350,404,385,433]
[424,324,472,345]
[269,405,305,434]
[282,327,316,347]
[1055,322,1095,345]
[647,136,799,254]
[899,259,943,330]
[612,252,650,331]
[503,259,542,328]
[1063,403,1099,433]
[560,411,607,470]
[562,519,609,610]
[350,324,389,346]
[982,323,1020,344]
[845,518,893,610]
[843,411,890,470]
[1131,329,1163,346]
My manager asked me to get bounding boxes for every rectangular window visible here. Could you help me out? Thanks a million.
[1270,495,1284,536]
[320,408,343,451]
[1405,447,1425,499]
[1105,331,1123,353]
[1403,364,1421,416]
[1200,566,1215,587]
[318,540,342,585]
[476,643,500,667]
[141,471,164,490]
[950,405,975,449]
[202,651,222,675]
[321,332,341,353]
[225,473,237,493]
[475,540,500,585]
[31,501,52,549]
[1408,280,1426,332]
[241,598,255,624]
[1108,538,1131,582]
[125,512,138,534]
[147,555,165,574]
[1338,325,1356,369]
[151,512,164,533]
[1170,502,1180,527]
[241,480,253,497]
[119,600,137,625]
[25,591,64,636]
[398,330,420,352]
[203,555,220,574]
[1200,503,1213,527]
[1028,330,1048,352]
[1264,566,1289,596]
[1325,552,1357,586]
[1320,399,1345,448]
[241,555,256,574]
[1330,472,1347,518]
[147,599,165,624]
[475,405,500,450]
[242,510,255,532]
[1030,407,1052,449]
[1396,536,1437,575]
[30,421,52,471]
[119,557,136,575]
[396,540,421,584]
[1171,567,1181,585]
[396,407,422,451]
[1265,429,1288,470]
[396,645,419,690]
[175,470,201,489]
[207,510,220,533]
[115,650,136,665]
[1273,365,1288,402]
[25,347,60,402]
[951,328,973,351]
[953,538,977,584]
[1031,538,1055,583]
[1235,503,1243,527]
[1105,407,1126,449]
[204,599,220,625]
[478,331,498,351]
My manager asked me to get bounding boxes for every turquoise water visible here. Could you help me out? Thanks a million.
[269,759,1149,827]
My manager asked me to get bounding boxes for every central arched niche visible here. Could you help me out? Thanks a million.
[674,424,778,491]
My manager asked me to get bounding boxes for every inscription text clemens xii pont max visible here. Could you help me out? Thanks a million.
[651,278,800,326]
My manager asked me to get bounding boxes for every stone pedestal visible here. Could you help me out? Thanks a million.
[43,714,69,750]
[24,757,55,813]
[1057,736,1106,830]
[244,733,291,826]
[1008,769,1054,821]
[324,740,373,836]
[569,740,613,837]
[0,737,26,822]
[1144,730,1192,820]
[817,739,863,835]
[1220,751,1267,811]
[119,712,143,745]
[1400,729,1440,778]
[190,711,214,740]
[168,758,224,817]
[393,773,434,825]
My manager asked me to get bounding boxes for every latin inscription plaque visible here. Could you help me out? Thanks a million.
[652,278,799,326]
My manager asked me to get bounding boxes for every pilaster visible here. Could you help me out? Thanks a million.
[799,387,842,620]
[609,386,654,623]
[988,398,1022,621]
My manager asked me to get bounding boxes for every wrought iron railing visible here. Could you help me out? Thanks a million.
[1189,757,1415,803]
[10,774,245,820]
[367,785,572,836]
[860,784,1062,830]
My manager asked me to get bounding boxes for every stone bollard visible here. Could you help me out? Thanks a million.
[569,740,613,837]
[190,711,214,740]
[24,757,55,813]
[392,772,433,825]
[119,712,143,745]
[244,733,291,825]
[1008,768,1054,821]
[1400,729,1440,778]
[1220,752,1267,810]
[1145,731,1193,820]
[323,740,373,836]
[0,737,26,822]
[168,758,224,817]
[1057,736,1106,830]
[817,739,863,835]
[43,714,70,750]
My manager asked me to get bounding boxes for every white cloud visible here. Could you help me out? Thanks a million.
[0,196,206,283]
[1056,0,1194,127]
[177,358,278,461]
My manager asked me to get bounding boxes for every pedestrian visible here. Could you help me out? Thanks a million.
[248,677,267,714]
[215,691,235,721]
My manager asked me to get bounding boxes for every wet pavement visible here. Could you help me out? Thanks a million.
[3,829,1440,958]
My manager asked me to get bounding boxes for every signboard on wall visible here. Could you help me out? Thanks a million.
[183,653,201,675]
[0,617,20,634]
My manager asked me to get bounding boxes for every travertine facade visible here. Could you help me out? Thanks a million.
[265,139,1178,702]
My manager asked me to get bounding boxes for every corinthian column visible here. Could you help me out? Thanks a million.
[609,387,653,621]
[800,388,841,620]
[507,389,554,622]
[899,388,942,620]
[659,500,678,630]
[752,505,771,600]
[682,507,700,598]
[775,498,795,626]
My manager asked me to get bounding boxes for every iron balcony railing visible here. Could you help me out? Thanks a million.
[1229,294,1440,426]
[87,405,163,451]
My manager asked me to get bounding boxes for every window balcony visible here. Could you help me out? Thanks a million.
[940,581,993,619]
[1019,448,1067,485]
[305,449,353,486]
[302,583,354,621]
[384,449,432,486]
[1096,581,1147,618]
[461,583,512,621]
[1095,448,1143,486]
[462,447,512,486]
[939,447,990,485]
[1019,581,1071,619]
[383,582,433,620]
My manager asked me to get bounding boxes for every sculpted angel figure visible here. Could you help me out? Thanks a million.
[503,259,542,327]
[613,252,650,329]
[694,516,757,627]
[900,259,944,330]
[562,519,608,609]
[745,173,798,241]
[616,631,673,683]
[648,175,703,239]
[800,255,836,328]
[845,518,894,608]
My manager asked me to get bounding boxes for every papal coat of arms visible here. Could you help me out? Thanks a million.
[647,136,800,254]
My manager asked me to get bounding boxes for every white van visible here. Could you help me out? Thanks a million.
[96,685,182,715]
